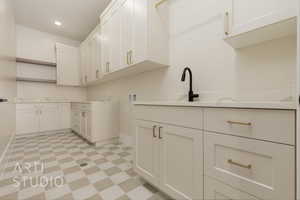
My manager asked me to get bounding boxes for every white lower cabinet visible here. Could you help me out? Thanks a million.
[39,104,60,132]
[134,120,203,200]
[16,103,71,135]
[134,105,296,200]
[59,103,71,130]
[135,121,160,186]
[16,104,40,135]
[204,132,295,200]
[205,177,259,200]
[159,125,203,200]
[71,101,119,144]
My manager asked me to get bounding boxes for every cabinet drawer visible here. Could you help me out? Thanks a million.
[204,108,295,145]
[16,104,38,111]
[134,106,203,129]
[80,104,91,110]
[204,177,259,200]
[204,132,295,200]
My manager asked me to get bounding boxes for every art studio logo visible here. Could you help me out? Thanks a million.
[12,161,64,188]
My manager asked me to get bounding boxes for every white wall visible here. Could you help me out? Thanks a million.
[16,25,87,100]
[0,0,16,159]
[87,0,297,138]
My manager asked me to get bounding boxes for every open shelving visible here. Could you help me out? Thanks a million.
[16,57,56,67]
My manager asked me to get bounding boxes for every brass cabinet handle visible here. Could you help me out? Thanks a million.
[158,126,163,139]
[224,12,229,35]
[126,51,130,65]
[129,50,133,64]
[153,126,157,138]
[228,159,252,169]
[106,62,110,73]
[227,120,252,126]
[155,0,168,8]
[84,75,87,83]
[96,70,99,79]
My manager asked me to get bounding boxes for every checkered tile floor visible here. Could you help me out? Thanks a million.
[0,132,169,200]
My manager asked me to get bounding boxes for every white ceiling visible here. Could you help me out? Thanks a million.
[13,0,111,41]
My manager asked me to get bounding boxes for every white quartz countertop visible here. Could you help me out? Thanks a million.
[133,101,297,110]
[14,98,114,104]
[14,99,90,104]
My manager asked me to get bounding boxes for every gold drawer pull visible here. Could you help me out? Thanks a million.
[227,120,252,126]
[224,12,229,35]
[155,0,168,8]
[228,159,252,169]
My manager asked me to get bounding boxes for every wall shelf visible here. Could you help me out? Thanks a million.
[87,60,169,86]
[16,77,57,84]
[16,57,57,67]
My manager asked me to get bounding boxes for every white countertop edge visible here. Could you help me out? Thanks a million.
[12,100,114,104]
[133,101,298,110]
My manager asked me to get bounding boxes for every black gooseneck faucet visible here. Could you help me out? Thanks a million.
[181,67,199,102]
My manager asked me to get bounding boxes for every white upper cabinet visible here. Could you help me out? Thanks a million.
[101,20,111,74]
[80,25,102,84]
[94,26,102,80]
[95,0,169,84]
[120,0,134,68]
[79,42,88,85]
[56,43,81,86]
[223,0,297,48]
[109,9,122,72]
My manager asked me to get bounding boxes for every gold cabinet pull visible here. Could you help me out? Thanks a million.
[126,52,129,65]
[227,120,252,126]
[228,159,252,169]
[158,126,163,139]
[155,0,168,8]
[153,125,157,138]
[129,50,133,64]
[224,12,229,35]
[96,70,99,79]
[106,62,110,73]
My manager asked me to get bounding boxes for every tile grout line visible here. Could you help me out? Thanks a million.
[0,133,15,179]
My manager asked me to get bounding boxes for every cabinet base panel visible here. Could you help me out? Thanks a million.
[16,129,71,138]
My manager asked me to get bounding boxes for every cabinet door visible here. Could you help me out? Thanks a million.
[86,38,94,83]
[120,0,134,67]
[132,0,147,64]
[16,104,40,135]
[205,177,259,200]
[59,103,71,129]
[159,125,203,200]
[86,111,92,142]
[225,0,297,37]
[109,10,122,72]
[39,104,60,132]
[95,27,102,80]
[71,106,80,133]
[56,43,81,86]
[101,21,111,74]
[80,111,88,138]
[134,120,160,186]
[80,42,88,85]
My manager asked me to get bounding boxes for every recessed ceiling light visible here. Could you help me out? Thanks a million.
[54,21,62,26]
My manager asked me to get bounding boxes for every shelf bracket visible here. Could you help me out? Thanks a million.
[155,0,168,8]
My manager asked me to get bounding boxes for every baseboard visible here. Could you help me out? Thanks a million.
[95,137,120,147]
[0,132,15,176]
[119,134,133,147]
[15,129,71,139]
